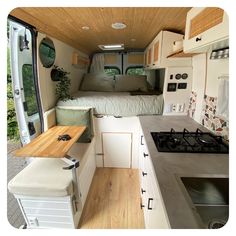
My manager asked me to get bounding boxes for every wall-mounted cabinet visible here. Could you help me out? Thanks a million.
[144,31,192,69]
[184,7,229,53]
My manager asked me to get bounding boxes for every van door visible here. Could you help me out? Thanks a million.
[9,20,42,145]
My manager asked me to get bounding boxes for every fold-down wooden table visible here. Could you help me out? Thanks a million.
[15,125,86,208]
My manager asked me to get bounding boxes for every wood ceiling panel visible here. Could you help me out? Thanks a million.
[10,7,191,55]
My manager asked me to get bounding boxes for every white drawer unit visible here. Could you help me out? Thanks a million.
[139,133,170,229]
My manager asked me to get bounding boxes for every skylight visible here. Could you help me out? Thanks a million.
[98,44,124,50]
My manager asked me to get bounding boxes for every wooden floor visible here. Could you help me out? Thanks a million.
[79,168,144,229]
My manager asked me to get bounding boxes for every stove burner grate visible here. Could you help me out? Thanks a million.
[151,128,229,153]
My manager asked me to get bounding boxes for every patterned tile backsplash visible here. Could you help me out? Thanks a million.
[187,91,197,119]
[187,92,229,140]
[201,94,229,140]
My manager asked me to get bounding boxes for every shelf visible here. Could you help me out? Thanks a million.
[167,49,199,58]
[72,52,89,68]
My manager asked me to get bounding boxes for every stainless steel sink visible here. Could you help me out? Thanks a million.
[180,177,229,229]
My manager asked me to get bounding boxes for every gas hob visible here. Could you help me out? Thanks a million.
[151,128,229,153]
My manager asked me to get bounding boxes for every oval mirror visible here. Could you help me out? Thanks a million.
[39,37,56,68]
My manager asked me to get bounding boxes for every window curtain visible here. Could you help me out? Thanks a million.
[90,54,105,73]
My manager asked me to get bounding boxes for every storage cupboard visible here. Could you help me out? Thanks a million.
[144,30,191,69]
[94,116,139,168]
[183,7,229,53]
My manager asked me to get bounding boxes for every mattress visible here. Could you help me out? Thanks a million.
[57,91,163,116]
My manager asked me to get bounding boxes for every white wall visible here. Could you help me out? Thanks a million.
[191,54,207,122]
[191,52,229,122]
[37,33,88,113]
[205,53,229,97]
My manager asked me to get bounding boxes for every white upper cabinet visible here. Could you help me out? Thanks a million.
[144,31,191,69]
[183,7,229,53]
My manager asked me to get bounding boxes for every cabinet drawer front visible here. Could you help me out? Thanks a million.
[35,221,73,229]
[27,214,72,224]
[21,199,69,210]
[24,207,71,216]
[189,8,224,39]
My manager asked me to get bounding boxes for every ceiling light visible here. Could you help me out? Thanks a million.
[111,22,127,30]
[98,44,124,50]
[82,26,90,30]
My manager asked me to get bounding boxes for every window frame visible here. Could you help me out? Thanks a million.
[125,66,145,75]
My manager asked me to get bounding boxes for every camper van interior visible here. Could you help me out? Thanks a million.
[7,7,229,229]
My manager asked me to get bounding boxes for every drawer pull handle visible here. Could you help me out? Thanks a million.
[148,198,154,210]
[141,188,146,194]
[141,135,144,145]
[140,202,145,209]
[143,152,148,158]
[142,171,147,177]
[196,37,202,42]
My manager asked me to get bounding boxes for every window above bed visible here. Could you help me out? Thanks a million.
[126,66,145,76]
[104,66,120,76]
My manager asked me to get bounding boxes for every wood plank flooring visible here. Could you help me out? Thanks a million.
[79,168,144,229]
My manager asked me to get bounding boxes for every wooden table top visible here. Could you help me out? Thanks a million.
[15,126,86,158]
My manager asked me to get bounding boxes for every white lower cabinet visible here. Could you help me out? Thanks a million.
[94,116,139,168]
[103,133,132,168]
[139,134,170,229]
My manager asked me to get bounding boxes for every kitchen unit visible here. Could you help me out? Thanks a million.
[138,116,228,228]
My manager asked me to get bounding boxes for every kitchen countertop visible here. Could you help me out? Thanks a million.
[139,115,229,229]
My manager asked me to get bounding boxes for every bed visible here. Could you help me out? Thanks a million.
[57,91,163,117]
[57,73,163,116]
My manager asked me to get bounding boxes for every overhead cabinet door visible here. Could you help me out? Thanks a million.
[103,133,132,168]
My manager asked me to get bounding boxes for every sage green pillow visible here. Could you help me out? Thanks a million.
[114,75,148,92]
[56,107,93,143]
[80,73,114,91]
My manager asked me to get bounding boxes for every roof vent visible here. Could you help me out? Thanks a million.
[111,22,127,30]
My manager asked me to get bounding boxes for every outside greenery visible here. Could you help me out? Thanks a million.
[126,67,145,75]
[104,67,120,76]
[22,64,38,116]
[104,66,145,76]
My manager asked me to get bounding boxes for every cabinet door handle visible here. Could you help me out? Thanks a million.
[142,171,147,177]
[195,37,202,42]
[141,135,144,145]
[148,198,154,210]
[94,114,104,118]
[140,202,145,209]
[143,152,148,158]
[141,188,146,194]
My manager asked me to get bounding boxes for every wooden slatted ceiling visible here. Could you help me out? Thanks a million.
[10,7,191,55]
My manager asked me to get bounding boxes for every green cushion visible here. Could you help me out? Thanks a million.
[55,107,93,143]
